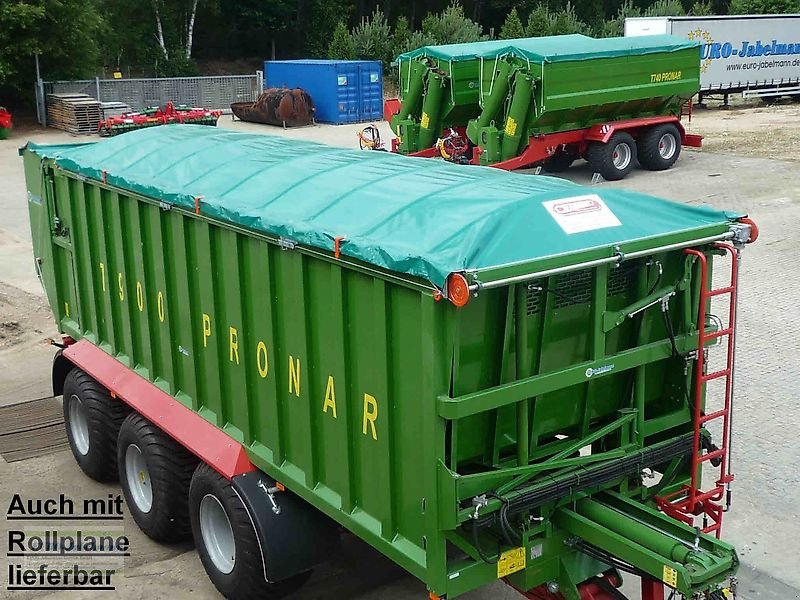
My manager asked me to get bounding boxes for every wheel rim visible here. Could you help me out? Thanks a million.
[125,444,153,513]
[199,494,236,574]
[658,133,677,159]
[68,394,90,456]
[611,143,632,170]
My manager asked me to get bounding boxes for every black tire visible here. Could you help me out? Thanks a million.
[638,124,682,171]
[62,368,130,482]
[189,463,312,600]
[542,150,576,173]
[759,93,778,105]
[117,413,197,542]
[585,132,637,181]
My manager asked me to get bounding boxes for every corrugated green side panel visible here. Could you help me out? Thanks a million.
[28,126,736,289]
[29,162,452,578]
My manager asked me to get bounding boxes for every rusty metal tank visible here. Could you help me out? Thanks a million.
[231,88,315,127]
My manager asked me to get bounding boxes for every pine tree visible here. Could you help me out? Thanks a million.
[644,0,687,16]
[525,4,551,37]
[500,8,525,40]
[549,2,591,35]
[328,22,356,59]
[690,0,714,14]
[351,7,393,64]
[392,16,413,57]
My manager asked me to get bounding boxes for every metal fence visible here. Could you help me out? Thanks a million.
[36,73,263,126]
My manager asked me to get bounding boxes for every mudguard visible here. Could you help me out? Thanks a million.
[231,469,340,582]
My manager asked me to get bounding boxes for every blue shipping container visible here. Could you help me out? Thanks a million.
[264,60,383,125]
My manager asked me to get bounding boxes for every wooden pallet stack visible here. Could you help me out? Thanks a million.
[47,93,102,135]
[100,101,130,119]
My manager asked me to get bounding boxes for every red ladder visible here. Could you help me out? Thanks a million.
[681,98,694,123]
[656,243,739,538]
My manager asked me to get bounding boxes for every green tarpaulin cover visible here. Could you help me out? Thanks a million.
[397,34,699,64]
[28,125,736,288]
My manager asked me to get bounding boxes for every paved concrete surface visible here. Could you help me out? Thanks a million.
[1,115,799,599]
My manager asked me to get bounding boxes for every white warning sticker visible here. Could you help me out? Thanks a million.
[542,194,622,234]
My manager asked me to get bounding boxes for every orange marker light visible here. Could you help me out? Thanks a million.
[447,273,470,307]
[739,217,759,244]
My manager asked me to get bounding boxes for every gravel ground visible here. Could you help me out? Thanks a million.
[0,106,798,599]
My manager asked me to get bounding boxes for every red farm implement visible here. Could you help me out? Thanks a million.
[0,107,12,140]
[98,102,221,136]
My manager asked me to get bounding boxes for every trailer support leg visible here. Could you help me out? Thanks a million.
[641,578,665,600]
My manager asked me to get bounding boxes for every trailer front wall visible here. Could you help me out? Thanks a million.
[28,159,455,580]
[398,58,485,127]
[447,256,696,469]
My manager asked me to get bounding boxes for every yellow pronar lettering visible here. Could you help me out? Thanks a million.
[202,313,211,347]
[117,273,124,301]
[363,393,378,440]
[323,375,337,418]
[99,262,106,291]
[256,342,269,378]
[288,355,301,396]
[650,70,682,83]
[229,327,239,364]
[136,281,144,312]
[157,291,165,322]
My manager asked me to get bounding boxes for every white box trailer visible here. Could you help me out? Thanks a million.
[625,14,800,103]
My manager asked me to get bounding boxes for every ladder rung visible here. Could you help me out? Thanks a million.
[708,286,734,297]
[698,447,726,463]
[701,368,730,382]
[657,489,684,502]
[693,487,724,504]
[702,522,721,533]
[704,328,732,341]
[700,408,728,423]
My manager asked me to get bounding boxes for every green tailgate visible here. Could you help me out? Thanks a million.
[24,127,742,598]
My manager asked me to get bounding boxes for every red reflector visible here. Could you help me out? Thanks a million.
[739,217,759,244]
[447,273,470,307]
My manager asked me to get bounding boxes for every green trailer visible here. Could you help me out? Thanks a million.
[23,125,756,600]
[387,35,702,180]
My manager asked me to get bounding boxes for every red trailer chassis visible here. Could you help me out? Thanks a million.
[390,115,702,169]
[383,98,702,172]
